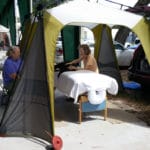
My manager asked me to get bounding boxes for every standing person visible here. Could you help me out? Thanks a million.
[2,46,21,92]
[67,44,99,73]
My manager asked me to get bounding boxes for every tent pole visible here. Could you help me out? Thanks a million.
[30,0,33,14]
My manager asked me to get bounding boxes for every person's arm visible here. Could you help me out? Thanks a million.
[9,73,17,80]
[67,56,83,65]
[84,65,96,72]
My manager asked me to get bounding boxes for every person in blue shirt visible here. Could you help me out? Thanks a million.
[2,46,21,92]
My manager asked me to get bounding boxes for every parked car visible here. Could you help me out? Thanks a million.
[128,44,150,87]
[0,50,7,70]
[125,37,140,49]
[127,38,140,50]
[55,36,64,64]
[114,41,135,68]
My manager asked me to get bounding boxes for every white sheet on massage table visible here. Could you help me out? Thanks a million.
[55,70,118,103]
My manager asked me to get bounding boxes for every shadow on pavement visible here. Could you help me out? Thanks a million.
[54,89,149,127]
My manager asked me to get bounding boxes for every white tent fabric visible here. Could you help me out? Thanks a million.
[45,0,150,63]
[98,0,138,9]
[47,0,142,29]
[0,25,11,46]
[0,25,9,33]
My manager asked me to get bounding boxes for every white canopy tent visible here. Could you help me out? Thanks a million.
[47,0,142,28]
[45,0,150,63]
[0,24,12,47]
[0,0,149,144]
[0,25,9,33]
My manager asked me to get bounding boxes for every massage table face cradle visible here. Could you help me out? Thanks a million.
[78,95,107,124]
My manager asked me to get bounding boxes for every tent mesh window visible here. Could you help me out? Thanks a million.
[0,20,53,142]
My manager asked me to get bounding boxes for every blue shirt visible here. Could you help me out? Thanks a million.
[3,57,22,86]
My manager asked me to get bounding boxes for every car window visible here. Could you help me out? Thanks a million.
[57,36,62,41]
[114,44,124,50]
[140,58,150,74]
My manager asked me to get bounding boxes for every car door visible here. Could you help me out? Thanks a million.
[115,43,134,67]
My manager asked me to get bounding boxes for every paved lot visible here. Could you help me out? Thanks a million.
[54,90,150,150]
[0,77,150,150]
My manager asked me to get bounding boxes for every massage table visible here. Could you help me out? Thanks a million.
[55,70,118,123]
